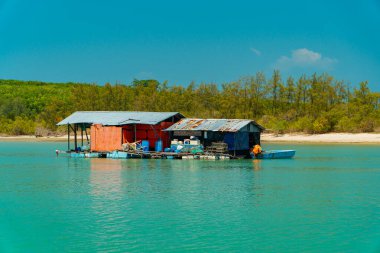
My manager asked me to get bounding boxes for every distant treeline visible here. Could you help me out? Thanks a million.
[0,71,379,135]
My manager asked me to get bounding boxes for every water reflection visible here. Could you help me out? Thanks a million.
[90,159,123,197]
[253,159,262,171]
[90,158,123,171]
[89,159,129,244]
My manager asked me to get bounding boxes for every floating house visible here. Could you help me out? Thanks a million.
[57,111,184,152]
[164,118,265,156]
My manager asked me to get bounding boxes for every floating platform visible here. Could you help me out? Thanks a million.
[56,150,234,160]
[58,149,297,160]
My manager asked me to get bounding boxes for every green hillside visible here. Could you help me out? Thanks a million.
[1,71,379,135]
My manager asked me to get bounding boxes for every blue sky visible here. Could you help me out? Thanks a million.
[0,0,379,89]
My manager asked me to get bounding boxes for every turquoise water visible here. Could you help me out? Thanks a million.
[1,142,380,253]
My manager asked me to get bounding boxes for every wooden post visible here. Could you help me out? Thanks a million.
[67,124,70,151]
[234,133,236,157]
[134,124,136,142]
[81,123,84,146]
[74,124,78,151]
[85,128,89,144]
[121,128,123,145]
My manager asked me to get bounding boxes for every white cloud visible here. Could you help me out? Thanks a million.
[250,47,261,56]
[275,48,337,70]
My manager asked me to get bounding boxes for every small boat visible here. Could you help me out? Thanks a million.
[251,150,296,159]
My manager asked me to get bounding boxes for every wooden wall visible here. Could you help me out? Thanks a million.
[90,121,175,152]
[90,124,122,152]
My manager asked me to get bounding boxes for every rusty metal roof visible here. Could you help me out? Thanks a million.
[57,111,184,126]
[164,118,264,132]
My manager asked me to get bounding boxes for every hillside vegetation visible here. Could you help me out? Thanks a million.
[1,71,379,135]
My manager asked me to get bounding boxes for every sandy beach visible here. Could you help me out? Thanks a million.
[261,133,380,143]
[1,133,380,143]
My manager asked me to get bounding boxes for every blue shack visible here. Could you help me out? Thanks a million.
[164,118,265,156]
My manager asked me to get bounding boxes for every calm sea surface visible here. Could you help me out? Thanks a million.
[0,142,380,253]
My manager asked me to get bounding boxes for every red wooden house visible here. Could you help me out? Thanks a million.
[57,111,184,152]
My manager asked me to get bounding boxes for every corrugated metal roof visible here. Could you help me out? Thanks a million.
[164,118,264,132]
[57,111,184,126]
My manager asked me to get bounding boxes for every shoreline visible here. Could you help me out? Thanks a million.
[1,133,380,143]
[0,135,74,142]
[261,133,380,143]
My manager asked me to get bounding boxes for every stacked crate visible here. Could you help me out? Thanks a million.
[205,142,229,154]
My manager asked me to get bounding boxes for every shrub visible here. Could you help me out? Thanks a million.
[9,117,36,135]
[335,116,357,132]
[259,115,288,134]
[289,116,313,133]
[312,116,330,134]
[358,118,375,132]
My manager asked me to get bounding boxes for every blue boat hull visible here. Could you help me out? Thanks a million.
[251,150,296,159]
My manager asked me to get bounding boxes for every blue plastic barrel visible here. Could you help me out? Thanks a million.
[155,140,163,152]
[141,140,149,152]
